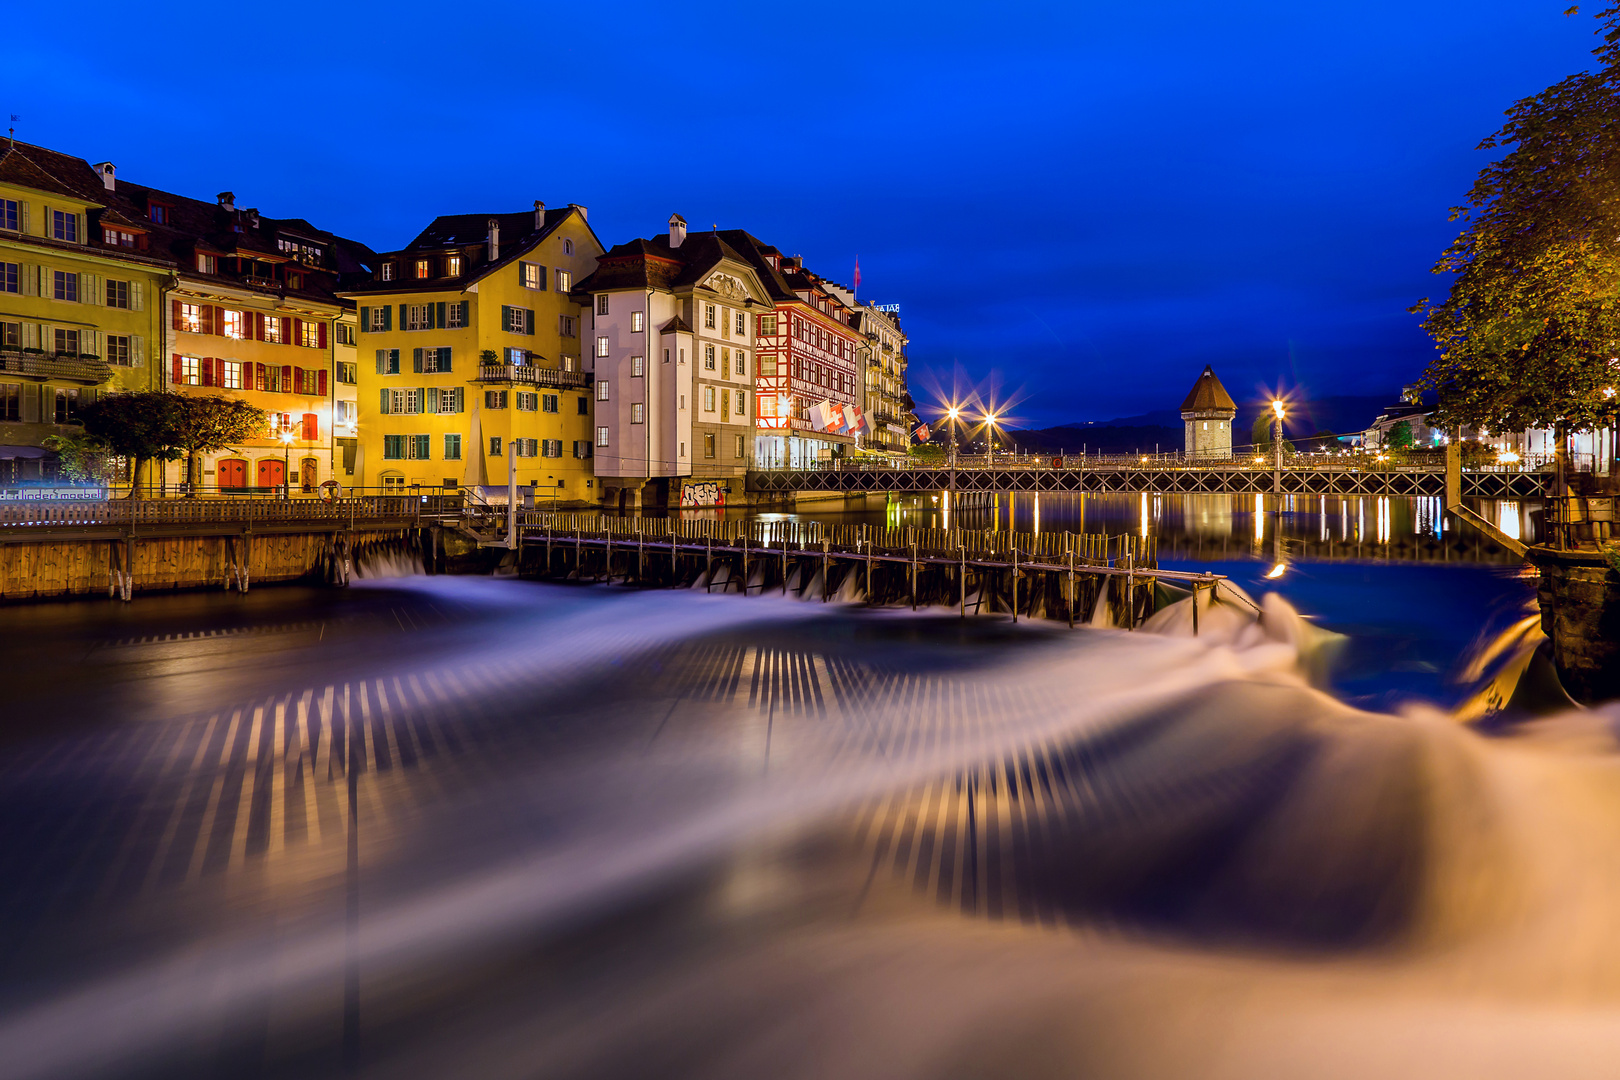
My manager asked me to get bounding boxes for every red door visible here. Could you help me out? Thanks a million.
[258,459,285,489]
[217,459,247,489]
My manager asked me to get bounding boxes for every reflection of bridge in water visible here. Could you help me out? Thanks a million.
[904,491,1534,565]
[749,462,1549,499]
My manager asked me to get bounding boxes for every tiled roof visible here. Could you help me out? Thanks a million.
[572,230,775,300]
[1180,366,1237,414]
[0,141,107,203]
[345,206,598,295]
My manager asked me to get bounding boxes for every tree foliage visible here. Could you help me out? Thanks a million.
[172,396,269,487]
[1386,420,1415,449]
[1415,6,1620,434]
[80,392,188,496]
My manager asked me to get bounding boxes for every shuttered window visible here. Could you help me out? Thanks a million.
[375,349,400,375]
[444,434,462,460]
[383,435,405,459]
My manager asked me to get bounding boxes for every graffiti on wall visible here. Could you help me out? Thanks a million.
[680,481,725,508]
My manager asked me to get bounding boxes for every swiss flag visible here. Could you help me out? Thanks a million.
[853,257,861,289]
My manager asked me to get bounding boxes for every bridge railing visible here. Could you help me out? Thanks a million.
[0,493,466,530]
[765,453,1554,474]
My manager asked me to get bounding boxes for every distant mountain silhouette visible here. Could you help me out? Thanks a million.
[1008,394,1395,454]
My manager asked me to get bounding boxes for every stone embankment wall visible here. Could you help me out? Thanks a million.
[0,530,414,602]
[1532,547,1620,704]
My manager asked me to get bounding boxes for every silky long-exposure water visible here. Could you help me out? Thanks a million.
[0,494,1608,1079]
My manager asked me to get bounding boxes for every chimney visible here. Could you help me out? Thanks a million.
[533,200,545,230]
[217,191,235,211]
[668,213,687,249]
[487,218,500,262]
[93,162,116,192]
[568,202,588,221]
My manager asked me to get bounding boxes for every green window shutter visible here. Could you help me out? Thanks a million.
[413,347,423,373]
[435,301,446,328]
[132,335,144,366]
[439,347,452,373]
[382,306,392,331]
[501,304,511,331]
[132,281,144,311]
[360,305,369,332]
[398,303,406,329]
[524,309,534,335]
[426,387,439,413]
[458,300,468,326]
[418,388,427,414]
[454,387,464,412]
[376,349,387,374]
[380,388,391,414]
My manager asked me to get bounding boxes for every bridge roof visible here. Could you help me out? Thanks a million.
[1180,366,1237,414]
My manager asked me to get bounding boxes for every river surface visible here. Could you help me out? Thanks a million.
[5,494,1615,1080]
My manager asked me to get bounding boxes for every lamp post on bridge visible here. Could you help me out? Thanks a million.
[1271,399,1285,495]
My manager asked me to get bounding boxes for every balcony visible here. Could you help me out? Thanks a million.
[475,364,589,389]
[0,350,114,385]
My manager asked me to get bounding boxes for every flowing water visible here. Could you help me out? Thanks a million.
[1,493,1611,1079]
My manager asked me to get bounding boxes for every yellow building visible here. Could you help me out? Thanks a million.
[0,143,167,487]
[344,203,603,502]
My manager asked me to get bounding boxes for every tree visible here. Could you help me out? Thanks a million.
[1386,420,1415,449]
[172,396,269,494]
[1414,6,1620,438]
[42,430,110,484]
[79,391,187,498]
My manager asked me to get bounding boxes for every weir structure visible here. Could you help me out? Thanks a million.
[513,511,1228,629]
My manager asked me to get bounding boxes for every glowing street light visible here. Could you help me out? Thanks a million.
[983,412,1000,464]
[279,427,294,499]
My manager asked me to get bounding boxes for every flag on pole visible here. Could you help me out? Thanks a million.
[914,422,930,442]
[853,257,861,289]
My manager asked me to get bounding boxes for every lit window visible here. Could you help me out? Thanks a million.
[301,321,321,348]
[596,426,609,447]
[760,315,777,336]
[596,335,609,357]
[415,259,431,279]
[196,254,215,274]
[597,294,609,315]
[735,311,746,336]
[222,310,244,339]
[263,317,284,344]
[445,255,461,276]
[632,403,644,424]
[704,304,716,329]
[704,386,715,412]
[555,269,571,291]
[735,351,746,376]
[180,355,200,385]
[631,355,644,377]
[221,360,243,389]
[596,380,609,400]
[559,315,576,337]
[521,262,543,290]
[631,311,644,332]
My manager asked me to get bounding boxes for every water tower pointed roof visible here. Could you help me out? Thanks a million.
[1180,365,1237,415]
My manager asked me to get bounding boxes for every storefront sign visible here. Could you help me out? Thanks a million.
[0,486,108,501]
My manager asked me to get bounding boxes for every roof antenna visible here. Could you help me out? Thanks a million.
[8,116,17,149]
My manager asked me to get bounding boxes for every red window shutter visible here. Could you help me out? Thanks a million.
[280,316,291,343]
[200,357,212,387]
[171,299,182,331]
[282,365,293,393]
[171,354,182,383]
[302,413,318,441]
[318,321,328,349]
[292,318,302,346]
[253,312,263,340]
[200,306,214,336]
[318,369,328,396]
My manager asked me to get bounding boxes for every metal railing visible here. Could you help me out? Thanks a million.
[0,491,467,530]
[780,451,1556,474]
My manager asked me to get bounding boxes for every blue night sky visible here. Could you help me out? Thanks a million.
[5,2,1600,427]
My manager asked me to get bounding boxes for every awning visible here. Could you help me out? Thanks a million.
[0,446,53,460]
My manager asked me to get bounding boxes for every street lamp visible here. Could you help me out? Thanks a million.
[1270,399,1285,476]
[279,427,294,499]
[984,412,999,465]
[946,406,960,470]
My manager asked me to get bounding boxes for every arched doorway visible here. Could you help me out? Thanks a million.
[217,458,247,490]
[300,457,318,493]
[257,459,285,489]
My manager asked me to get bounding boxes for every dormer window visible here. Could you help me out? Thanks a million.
[286,272,303,290]
[380,262,395,282]
[103,228,137,248]
[445,255,462,277]
[196,254,216,274]
[414,259,431,279]
[148,203,169,225]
